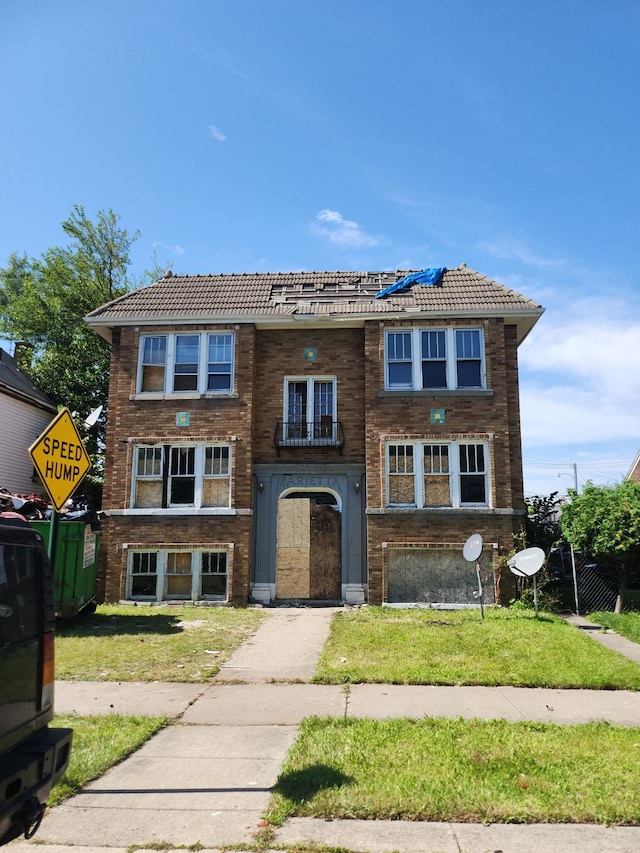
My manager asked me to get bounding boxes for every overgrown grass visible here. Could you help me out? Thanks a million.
[590,611,640,644]
[267,716,640,826]
[49,713,166,806]
[313,607,640,689]
[55,604,265,682]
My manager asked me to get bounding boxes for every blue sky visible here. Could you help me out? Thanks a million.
[2,0,639,498]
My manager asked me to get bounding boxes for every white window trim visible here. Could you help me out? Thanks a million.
[131,442,231,510]
[386,440,490,508]
[127,548,229,602]
[385,327,485,391]
[136,331,235,396]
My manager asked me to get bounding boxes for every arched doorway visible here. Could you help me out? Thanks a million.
[276,489,342,600]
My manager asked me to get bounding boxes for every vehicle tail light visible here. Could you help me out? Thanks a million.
[41,630,55,709]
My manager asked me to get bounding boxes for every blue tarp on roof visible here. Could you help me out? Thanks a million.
[375,266,446,299]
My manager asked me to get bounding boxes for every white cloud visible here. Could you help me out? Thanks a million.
[518,301,640,447]
[310,209,381,249]
[152,241,185,256]
[208,124,227,142]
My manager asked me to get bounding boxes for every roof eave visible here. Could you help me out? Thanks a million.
[86,305,544,342]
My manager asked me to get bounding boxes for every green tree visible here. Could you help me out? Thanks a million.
[525,491,562,552]
[0,206,143,499]
[560,480,640,613]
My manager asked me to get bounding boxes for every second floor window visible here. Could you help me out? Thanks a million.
[387,440,489,507]
[385,327,485,390]
[284,377,336,440]
[133,443,231,508]
[138,332,234,394]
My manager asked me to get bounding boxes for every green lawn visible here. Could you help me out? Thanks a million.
[50,713,166,806]
[590,611,640,644]
[55,604,265,682]
[267,716,640,826]
[313,606,640,689]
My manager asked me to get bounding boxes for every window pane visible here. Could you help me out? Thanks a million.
[166,552,192,598]
[457,360,482,388]
[207,334,233,391]
[131,553,157,597]
[201,552,227,599]
[387,332,413,388]
[141,336,166,392]
[388,362,413,387]
[422,361,447,388]
[174,335,199,391]
[169,447,195,504]
[421,330,446,359]
[205,446,229,475]
[459,444,486,504]
[455,329,482,388]
[388,332,412,360]
[456,329,481,359]
[143,336,166,365]
[460,475,486,503]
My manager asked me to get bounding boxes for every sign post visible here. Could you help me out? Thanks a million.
[29,408,92,561]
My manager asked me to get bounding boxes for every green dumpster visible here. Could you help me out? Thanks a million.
[31,520,100,618]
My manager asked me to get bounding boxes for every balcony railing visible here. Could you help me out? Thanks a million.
[274,420,345,455]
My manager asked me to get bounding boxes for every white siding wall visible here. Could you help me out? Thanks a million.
[0,393,55,496]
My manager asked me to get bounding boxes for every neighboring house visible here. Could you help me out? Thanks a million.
[0,348,57,495]
[85,265,544,607]
[626,451,640,483]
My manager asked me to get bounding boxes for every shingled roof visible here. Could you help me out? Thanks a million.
[85,264,544,344]
[0,348,57,412]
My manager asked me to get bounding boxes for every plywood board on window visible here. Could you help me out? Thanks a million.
[142,365,165,392]
[135,480,162,508]
[387,548,495,606]
[389,475,415,505]
[423,476,452,506]
[203,478,229,507]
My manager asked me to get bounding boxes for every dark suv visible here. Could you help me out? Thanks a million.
[0,514,72,845]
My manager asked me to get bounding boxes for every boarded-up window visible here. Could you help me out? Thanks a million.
[140,336,166,392]
[388,444,415,505]
[165,551,192,597]
[423,444,451,506]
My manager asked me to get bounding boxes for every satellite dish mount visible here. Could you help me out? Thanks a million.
[508,547,546,617]
[463,534,484,619]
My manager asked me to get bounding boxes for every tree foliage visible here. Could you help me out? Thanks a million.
[0,206,143,497]
[525,491,562,552]
[560,480,640,613]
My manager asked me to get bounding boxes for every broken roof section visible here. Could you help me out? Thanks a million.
[375,267,446,298]
[85,264,544,344]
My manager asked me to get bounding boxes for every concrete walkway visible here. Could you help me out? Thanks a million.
[8,607,640,853]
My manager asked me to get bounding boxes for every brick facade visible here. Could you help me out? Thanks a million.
[89,268,540,609]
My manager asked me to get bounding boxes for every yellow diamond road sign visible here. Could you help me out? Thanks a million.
[29,408,91,512]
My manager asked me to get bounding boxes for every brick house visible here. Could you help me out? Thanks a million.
[85,265,543,607]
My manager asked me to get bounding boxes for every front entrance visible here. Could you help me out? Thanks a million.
[276,492,341,600]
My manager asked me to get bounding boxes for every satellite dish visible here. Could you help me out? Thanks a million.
[463,533,483,563]
[85,405,103,427]
[508,546,545,578]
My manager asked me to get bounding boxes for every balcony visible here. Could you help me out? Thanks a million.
[274,419,345,455]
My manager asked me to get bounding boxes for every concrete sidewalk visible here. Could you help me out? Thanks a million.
[8,607,640,853]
